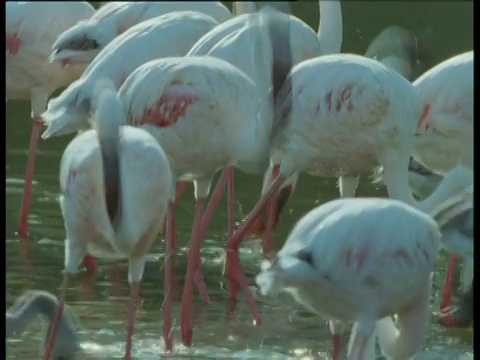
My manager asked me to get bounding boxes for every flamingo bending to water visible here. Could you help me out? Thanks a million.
[7,291,80,359]
[188,0,342,246]
[6,1,94,248]
[45,80,173,359]
[256,197,443,360]
[50,1,232,66]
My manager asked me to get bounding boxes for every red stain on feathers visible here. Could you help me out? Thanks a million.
[140,92,197,128]
[6,33,20,56]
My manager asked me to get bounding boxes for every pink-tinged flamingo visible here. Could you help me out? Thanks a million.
[6,1,94,265]
[228,53,473,359]
[412,51,473,309]
[44,80,173,360]
[117,55,267,348]
[49,1,232,66]
[117,4,296,341]
[7,290,81,359]
[188,0,343,247]
[256,197,444,360]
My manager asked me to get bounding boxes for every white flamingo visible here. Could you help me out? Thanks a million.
[256,197,444,360]
[41,11,219,138]
[50,1,232,66]
[187,0,343,251]
[228,54,473,359]
[6,1,95,241]
[44,80,173,359]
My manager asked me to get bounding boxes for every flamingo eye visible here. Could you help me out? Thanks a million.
[297,250,314,267]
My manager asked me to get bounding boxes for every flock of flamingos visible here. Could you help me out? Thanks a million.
[6,1,473,359]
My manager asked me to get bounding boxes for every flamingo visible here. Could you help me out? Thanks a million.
[6,290,80,359]
[376,51,474,313]
[187,0,343,252]
[256,197,445,360]
[227,53,473,359]
[49,1,232,66]
[6,1,94,255]
[44,80,174,360]
[116,5,295,346]
[41,11,219,139]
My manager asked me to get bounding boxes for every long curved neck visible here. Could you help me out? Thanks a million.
[6,294,59,337]
[317,0,343,55]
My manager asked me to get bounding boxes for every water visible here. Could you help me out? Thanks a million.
[6,1,473,359]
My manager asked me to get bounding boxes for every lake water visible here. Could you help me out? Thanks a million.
[6,1,473,359]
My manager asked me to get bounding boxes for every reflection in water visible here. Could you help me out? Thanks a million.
[6,1,473,359]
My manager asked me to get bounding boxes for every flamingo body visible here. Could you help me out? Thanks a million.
[413,51,473,173]
[50,1,231,65]
[41,11,219,138]
[60,111,172,268]
[120,56,261,180]
[257,197,440,359]
[271,54,420,178]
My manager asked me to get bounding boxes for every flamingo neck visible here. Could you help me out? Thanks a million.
[233,1,256,15]
[317,0,343,55]
[418,165,473,216]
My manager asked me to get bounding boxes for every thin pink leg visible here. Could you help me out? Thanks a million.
[125,281,140,360]
[264,165,280,255]
[181,199,206,346]
[263,191,279,256]
[198,169,230,238]
[18,118,43,239]
[163,203,175,351]
[332,334,341,360]
[83,255,97,275]
[226,174,288,324]
[440,254,457,310]
[44,272,70,360]
[227,168,235,240]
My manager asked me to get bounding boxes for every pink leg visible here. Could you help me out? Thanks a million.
[440,254,457,310]
[18,118,43,238]
[264,165,281,255]
[198,169,230,238]
[181,199,207,346]
[226,174,288,324]
[227,168,235,239]
[44,272,70,360]
[332,334,342,360]
[163,203,175,351]
[83,255,97,275]
[125,281,140,360]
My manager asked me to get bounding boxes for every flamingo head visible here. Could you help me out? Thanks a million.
[50,19,115,66]
[41,80,93,139]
